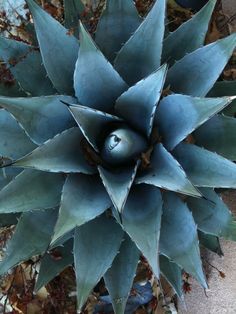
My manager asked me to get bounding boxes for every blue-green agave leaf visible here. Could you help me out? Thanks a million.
[0,169,64,213]
[69,105,121,152]
[0,168,21,190]
[0,95,76,145]
[64,0,86,38]
[114,0,166,85]
[0,213,20,228]
[198,231,223,256]
[50,230,74,249]
[122,184,162,278]
[156,94,233,150]
[194,114,236,161]
[104,234,140,314]
[74,213,124,311]
[95,0,142,62]
[0,209,57,275]
[74,22,127,112]
[160,192,207,288]
[0,82,25,97]
[166,33,236,97]
[173,143,236,188]
[14,128,95,174]
[26,0,79,94]
[187,188,236,241]
[98,162,139,213]
[52,174,111,243]
[136,144,201,197]
[35,239,74,291]
[175,0,208,10]
[0,36,55,96]
[160,255,183,299]
[208,80,236,116]
[0,109,36,160]
[162,0,216,65]
[115,64,167,137]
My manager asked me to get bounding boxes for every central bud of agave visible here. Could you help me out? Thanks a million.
[101,127,148,165]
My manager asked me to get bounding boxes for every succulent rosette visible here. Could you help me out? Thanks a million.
[0,0,236,312]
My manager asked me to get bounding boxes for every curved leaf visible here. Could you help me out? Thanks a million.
[156,94,233,150]
[74,22,127,112]
[122,184,163,278]
[95,0,141,62]
[0,168,21,190]
[0,82,25,97]
[0,213,20,228]
[0,169,64,213]
[64,0,86,38]
[74,214,123,310]
[52,174,111,243]
[173,143,236,188]
[160,192,207,288]
[114,0,166,85]
[26,0,79,94]
[198,231,223,256]
[166,33,236,97]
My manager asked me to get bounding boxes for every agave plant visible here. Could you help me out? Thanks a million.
[0,0,236,312]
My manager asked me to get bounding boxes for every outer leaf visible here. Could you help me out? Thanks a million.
[173,143,236,188]
[0,213,19,228]
[104,234,140,314]
[136,144,201,197]
[0,168,21,190]
[114,0,166,85]
[166,34,236,97]
[162,0,216,65]
[26,0,79,94]
[156,94,233,150]
[198,231,223,256]
[0,36,55,96]
[194,114,236,161]
[64,0,86,38]
[35,239,73,291]
[74,22,127,112]
[14,128,95,174]
[122,184,163,278]
[187,188,236,241]
[95,0,141,62]
[0,169,64,213]
[160,192,207,288]
[98,162,139,213]
[0,109,36,159]
[69,105,121,152]
[0,82,25,97]
[0,95,76,145]
[74,214,124,310]
[52,174,111,242]
[115,64,167,137]
[160,255,183,299]
[0,209,57,275]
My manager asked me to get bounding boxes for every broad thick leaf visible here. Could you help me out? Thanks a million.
[187,188,236,241]
[122,184,162,278]
[115,64,167,137]
[0,36,55,96]
[156,94,232,150]
[104,234,140,314]
[98,162,139,213]
[0,95,76,145]
[198,231,223,256]
[35,239,74,291]
[69,105,121,151]
[162,0,216,65]
[208,80,236,116]
[14,128,95,174]
[0,169,64,213]
[74,22,127,112]
[160,192,207,288]
[74,214,123,310]
[194,115,236,161]
[136,144,201,197]
[160,255,183,299]
[50,230,74,249]
[52,174,111,242]
[95,0,141,62]
[0,209,57,275]
[64,0,86,38]
[0,168,21,190]
[0,82,25,97]
[26,0,79,94]
[0,109,36,159]
[173,143,236,188]
[0,213,20,228]
[114,0,166,85]
[166,33,236,97]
